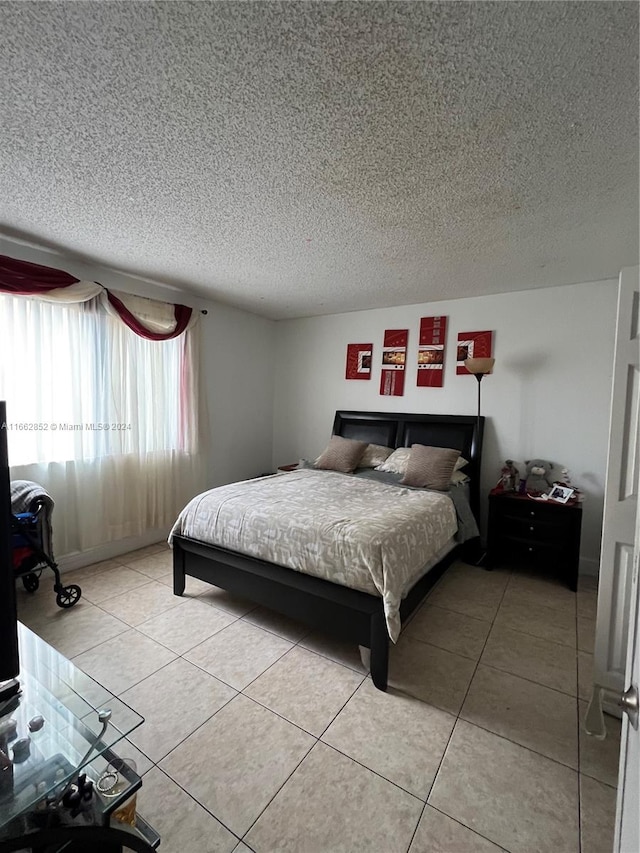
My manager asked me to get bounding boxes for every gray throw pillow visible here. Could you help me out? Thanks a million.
[401,444,461,490]
[315,436,368,474]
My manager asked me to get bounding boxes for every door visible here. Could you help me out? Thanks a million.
[615,504,639,852]
[591,266,639,851]
[594,267,639,701]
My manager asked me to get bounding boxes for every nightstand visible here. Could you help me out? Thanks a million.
[486,490,582,590]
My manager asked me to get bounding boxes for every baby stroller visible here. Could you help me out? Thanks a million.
[11,479,81,609]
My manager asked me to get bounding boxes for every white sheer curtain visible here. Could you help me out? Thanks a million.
[0,293,204,555]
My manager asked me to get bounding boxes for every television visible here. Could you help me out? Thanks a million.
[0,401,20,695]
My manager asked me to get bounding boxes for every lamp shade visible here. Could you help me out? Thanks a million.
[464,357,495,375]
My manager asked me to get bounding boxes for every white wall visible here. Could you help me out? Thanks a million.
[1,237,276,564]
[200,301,275,486]
[273,280,619,573]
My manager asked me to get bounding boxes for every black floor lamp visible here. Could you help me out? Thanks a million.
[463,358,494,566]
[464,356,495,432]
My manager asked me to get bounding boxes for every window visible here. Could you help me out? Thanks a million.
[0,292,188,467]
[0,289,202,554]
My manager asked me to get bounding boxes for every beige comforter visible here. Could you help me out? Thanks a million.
[169,469,457,641]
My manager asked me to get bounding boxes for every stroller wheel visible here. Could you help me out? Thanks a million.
[56,584,82,609]
[22,573,40,593]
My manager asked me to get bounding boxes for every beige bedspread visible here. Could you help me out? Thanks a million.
[169,469,457,641]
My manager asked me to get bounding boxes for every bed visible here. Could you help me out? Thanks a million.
[170,410,484,691]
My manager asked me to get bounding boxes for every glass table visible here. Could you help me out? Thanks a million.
[0,624,160,850]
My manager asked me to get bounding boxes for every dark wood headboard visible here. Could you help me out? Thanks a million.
[332,410,484,523]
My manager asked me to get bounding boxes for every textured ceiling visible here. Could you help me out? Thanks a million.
[1,1,638,320]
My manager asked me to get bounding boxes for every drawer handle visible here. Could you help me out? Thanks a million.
[528,547,533,552]
[529,525,535,532]
[530,511,535,517]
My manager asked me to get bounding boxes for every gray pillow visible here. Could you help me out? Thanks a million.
[315,436,368,473]
[401,444,461,490]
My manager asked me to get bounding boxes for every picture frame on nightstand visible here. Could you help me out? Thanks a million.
[548,484,575,503]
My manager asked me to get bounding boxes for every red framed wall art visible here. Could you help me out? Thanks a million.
[345,343,373,380]
[380,329,408,396]
[416,315,447,388]
[456,330,493,374]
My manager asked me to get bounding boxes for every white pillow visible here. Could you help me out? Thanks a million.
[454,456,469,472]
[451,469,470,484]
[358,444,394,468]
[375,447,412,475]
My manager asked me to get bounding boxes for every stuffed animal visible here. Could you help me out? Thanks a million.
[500,460,519,492]
[525,459,554,494]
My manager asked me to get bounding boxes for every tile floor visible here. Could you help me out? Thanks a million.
[17,547,620,853]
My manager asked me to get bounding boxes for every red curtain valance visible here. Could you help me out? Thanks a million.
[0,254,193,340]
[106,291,192,341]
[0,254,79,293]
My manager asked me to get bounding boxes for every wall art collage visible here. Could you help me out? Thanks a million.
[345,319,493,397]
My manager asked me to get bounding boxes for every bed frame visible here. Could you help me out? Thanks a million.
[172,410,484,691]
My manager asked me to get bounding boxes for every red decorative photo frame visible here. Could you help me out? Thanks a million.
[345,343,373,380]
[417,316,447,388]
[380,329,408,396]
[456,330,493,375]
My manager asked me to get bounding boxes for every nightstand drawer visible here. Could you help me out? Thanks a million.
[501,515,568,544]
[500,535,565,562]
[501,503,568,525]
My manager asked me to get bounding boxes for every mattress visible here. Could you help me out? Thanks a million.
[170,468,459,641]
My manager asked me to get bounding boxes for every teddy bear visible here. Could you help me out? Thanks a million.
[525,459,554,494]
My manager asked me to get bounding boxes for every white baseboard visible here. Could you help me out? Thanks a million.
[57,528,169,573]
